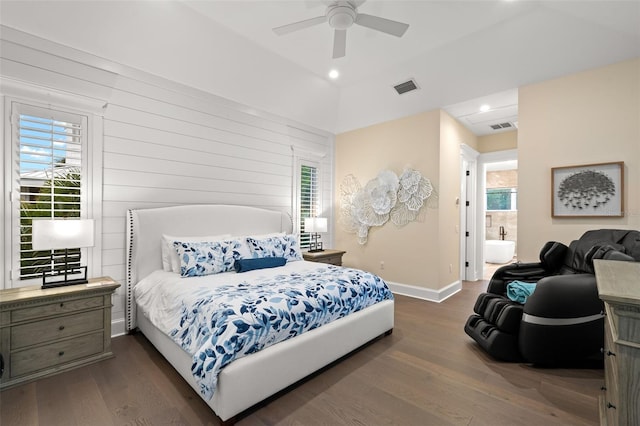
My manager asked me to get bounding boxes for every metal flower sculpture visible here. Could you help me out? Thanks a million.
[341,168,435,244]
[391,168,433,226]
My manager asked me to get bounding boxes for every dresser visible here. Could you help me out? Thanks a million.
[594,260,640,426]
[303,249,346,266]
[0,277,120,390]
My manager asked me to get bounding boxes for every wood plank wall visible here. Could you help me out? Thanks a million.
[1,27,335,334]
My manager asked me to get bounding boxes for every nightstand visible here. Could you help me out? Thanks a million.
[303,249,346,266]
[0,276,120,390]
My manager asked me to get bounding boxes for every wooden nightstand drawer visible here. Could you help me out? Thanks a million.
[319,254,342,265]
[11,331,104,377]
[303,249,346,266]
[11,309,104,349]
[11,296,104,323]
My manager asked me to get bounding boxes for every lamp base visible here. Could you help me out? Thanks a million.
[308,241,324,253]
[42,266,88,289]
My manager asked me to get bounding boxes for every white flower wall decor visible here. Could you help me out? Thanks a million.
[340,168,437,244]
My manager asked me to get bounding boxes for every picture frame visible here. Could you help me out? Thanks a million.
[551,161,624,218]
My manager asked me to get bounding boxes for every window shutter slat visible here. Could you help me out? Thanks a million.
[299,163,320,249]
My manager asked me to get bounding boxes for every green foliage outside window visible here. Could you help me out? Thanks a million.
[487,188,516,211]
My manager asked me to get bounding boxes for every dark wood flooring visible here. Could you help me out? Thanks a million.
[0,280,603,425]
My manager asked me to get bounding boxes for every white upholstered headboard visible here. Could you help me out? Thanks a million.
[125,204,292,331]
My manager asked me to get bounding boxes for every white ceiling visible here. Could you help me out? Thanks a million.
[1,1,638,134]
[183,0,640,135]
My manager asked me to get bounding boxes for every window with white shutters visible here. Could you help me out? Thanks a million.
[10,102,88,284]
[298,162,320,249]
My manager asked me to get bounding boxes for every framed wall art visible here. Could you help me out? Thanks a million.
[551,161,624,218]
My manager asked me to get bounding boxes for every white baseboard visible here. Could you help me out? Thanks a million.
[111,318,126,337]
[386,279,462,303]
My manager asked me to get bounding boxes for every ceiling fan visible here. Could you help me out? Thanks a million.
[272,0,409,59]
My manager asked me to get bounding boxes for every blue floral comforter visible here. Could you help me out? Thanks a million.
[134,263,393,400]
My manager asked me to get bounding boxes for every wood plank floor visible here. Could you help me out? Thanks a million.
[0,280,603,425]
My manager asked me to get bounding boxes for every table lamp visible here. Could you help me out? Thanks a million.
[304,217,327,252]
[31,219,95,288]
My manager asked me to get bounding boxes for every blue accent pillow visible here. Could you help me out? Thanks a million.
[246,234,302,261]
[234,257,286,273]
[173,240,236,277]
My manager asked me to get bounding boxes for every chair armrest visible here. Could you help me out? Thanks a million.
[523,274,603,319]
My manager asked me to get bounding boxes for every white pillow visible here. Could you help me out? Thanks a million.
[161,234,230,273]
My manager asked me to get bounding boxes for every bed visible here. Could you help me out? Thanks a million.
[125,204,395,424]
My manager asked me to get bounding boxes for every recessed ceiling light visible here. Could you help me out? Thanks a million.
[480,104,491,112]
[328,69,339,79]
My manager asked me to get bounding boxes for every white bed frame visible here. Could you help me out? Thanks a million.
[126,205,394,424]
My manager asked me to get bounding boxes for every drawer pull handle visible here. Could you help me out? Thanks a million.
[59,303,64,308]
[58,351,65,357]
[59,325,65,331]
[601,386,607,391]
[607,402,616,410]
[606,350,616,357]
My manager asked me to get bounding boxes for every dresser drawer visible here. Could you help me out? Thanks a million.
[11,331,104,378]
[11,309,104,349]
[11,296,104,323]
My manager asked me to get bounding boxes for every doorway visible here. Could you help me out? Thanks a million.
[459,147,518,282]
[478,149,518,280]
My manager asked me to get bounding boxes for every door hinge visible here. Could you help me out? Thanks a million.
[465,201,470,207]
[465,261,469,267]
[465,231,470,237]
[466,170,470,176]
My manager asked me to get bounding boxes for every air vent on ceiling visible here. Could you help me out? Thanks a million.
[393,79,419,95]
[490,122,513,130]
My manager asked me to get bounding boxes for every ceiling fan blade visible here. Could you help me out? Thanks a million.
[333,29,347,59]
[273,16,327,36]
[355,13,409,37]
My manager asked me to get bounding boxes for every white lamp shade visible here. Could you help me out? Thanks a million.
[32,219,95,250]
[304,217,328,233]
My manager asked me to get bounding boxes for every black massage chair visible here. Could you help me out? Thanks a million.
[464,229,640,364]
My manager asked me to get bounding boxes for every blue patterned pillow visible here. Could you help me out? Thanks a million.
[173,240,236,277]
[225,238,254,262]
[246,234,302,262]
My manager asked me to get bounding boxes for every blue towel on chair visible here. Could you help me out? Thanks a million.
[506,281,537,304]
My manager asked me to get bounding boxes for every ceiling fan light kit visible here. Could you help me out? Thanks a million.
[327,5,356,29]
[273,0,409,59]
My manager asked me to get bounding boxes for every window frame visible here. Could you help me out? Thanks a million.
[486,187,518,212]
[4,92,104,289]
[293,153,322,250]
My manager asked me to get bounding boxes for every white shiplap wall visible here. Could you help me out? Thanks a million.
[0,26,335,335]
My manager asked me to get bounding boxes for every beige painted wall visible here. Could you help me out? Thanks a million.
[335,110,477,291]
[478,130,517,153]
[518,58,640,261]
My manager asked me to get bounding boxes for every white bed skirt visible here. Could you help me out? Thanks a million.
[136,298,394,422]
